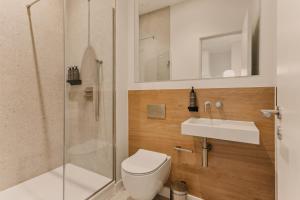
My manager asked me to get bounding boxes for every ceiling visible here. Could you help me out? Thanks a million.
[139,0,187,15]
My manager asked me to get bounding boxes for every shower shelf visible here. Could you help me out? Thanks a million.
[67,80,82,85]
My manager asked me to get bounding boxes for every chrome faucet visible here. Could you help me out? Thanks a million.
[215,101,223,109]
[204,101,212,112]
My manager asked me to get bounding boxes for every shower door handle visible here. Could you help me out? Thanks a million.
[95,60,103,121]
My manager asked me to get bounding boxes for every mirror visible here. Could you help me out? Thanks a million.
[135,0,261,82]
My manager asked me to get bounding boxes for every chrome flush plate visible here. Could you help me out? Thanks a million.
[147,104,166,119]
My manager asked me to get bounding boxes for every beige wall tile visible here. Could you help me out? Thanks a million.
[0,0,64,190]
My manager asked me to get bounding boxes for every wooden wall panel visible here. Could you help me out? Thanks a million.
[129,87,275,200]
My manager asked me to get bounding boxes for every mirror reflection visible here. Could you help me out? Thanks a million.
[136,0,261,82]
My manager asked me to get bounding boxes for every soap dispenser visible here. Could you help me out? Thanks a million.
[188,87,198,112]
[74,66,80,81]
[67,67,72,81]
[70,66,75,80]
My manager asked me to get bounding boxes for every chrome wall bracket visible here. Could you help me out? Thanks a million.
[174,146,193,153]
[261,106,282,119]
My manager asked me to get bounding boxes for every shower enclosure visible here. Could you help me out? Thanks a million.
[64,0,116,199]
[0,0,115,199]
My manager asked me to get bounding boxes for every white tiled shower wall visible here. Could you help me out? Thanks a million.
[0,0,64,191]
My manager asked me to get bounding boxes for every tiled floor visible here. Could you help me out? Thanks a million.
[110,188,169,200]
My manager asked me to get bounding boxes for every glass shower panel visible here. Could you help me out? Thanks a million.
[64,0,115,199]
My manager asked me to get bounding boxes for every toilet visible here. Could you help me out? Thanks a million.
[121,149,171,200]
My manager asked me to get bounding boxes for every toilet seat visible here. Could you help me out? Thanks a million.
[122,149,168,175]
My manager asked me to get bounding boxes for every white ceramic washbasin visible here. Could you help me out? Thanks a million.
[181,118,260,144]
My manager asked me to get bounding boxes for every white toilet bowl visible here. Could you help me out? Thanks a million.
[121,149,171,200]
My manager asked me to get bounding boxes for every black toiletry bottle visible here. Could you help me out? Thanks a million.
[68,67,72,81]
[188,87,198,112]
[77,67,80,80]
[74,66,80,81]
[70,66,75,80]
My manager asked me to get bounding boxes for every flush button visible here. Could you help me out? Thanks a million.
[147,104,166,119]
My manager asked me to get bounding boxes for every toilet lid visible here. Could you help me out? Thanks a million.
[122,149,168,175]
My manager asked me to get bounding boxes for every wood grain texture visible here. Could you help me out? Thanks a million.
[129,88,275,200]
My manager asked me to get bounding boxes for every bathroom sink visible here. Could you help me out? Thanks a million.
[181,118,260,144]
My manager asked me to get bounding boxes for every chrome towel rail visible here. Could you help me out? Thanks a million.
[174,146,193,153]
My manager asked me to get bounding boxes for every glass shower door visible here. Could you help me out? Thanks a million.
[64,0,115,199]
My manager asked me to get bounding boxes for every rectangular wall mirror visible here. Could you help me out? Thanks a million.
[135,0,261,82]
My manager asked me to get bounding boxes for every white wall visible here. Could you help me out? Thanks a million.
[139,0,186,15]
[210,51,231,77]
[115,0,129,181]
[276,0,300,198]
[231,41,243,75]
[128,0,276,90]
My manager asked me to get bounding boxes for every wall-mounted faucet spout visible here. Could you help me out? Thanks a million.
[204,101,212,113]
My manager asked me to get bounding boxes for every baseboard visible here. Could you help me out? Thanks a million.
[159,186,204,200]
